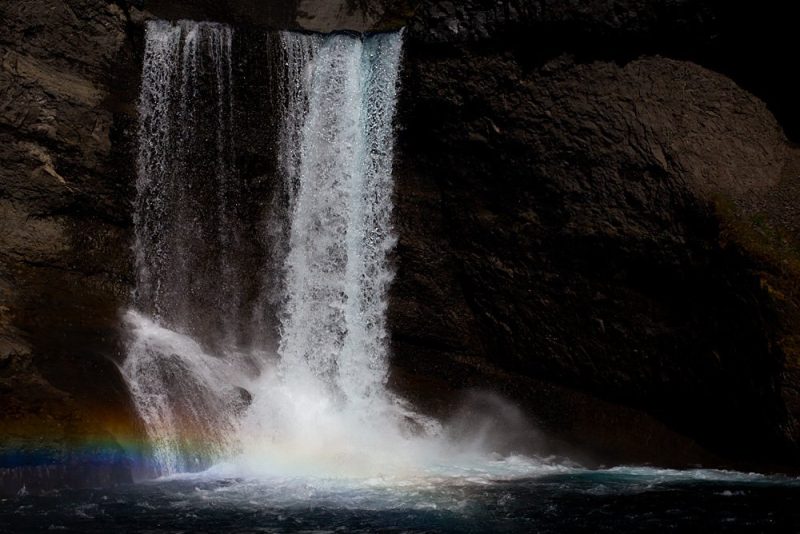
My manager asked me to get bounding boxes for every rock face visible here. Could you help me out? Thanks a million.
[391,49,795,467]
[389,0,800,469]
[2,0,800,492]
[0,0,141,492]
[141,0,415,32]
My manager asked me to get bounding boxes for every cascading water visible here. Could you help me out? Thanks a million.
[124,20,251,475]
[278,31,401,407]
[233,31,445,476]
[123,21,423,476]
[125,21,528,480]
[133,20,239,333]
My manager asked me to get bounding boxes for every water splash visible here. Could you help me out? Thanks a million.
[123,311,249,474]
[125,24,547,481]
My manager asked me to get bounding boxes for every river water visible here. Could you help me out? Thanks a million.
[2,466,799,532]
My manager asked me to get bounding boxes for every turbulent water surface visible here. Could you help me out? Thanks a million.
[2,468,800,532]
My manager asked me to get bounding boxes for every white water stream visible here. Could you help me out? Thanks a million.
[124,22,467,478]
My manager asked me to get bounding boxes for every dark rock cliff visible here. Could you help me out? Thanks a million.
[391,0,800,470]
[0,0,141,492]
[2,0,800,492]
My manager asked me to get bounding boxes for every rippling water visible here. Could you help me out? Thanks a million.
[3,464,799,533]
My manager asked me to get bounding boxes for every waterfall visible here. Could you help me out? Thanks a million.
[133,20,240,340]
[124,20,247,475]
[124,22,425,477]
[277,31,402,404]
[234,31,426,476]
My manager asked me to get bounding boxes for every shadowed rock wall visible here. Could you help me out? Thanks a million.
[1,0,141,492]
[389,0,800,470]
